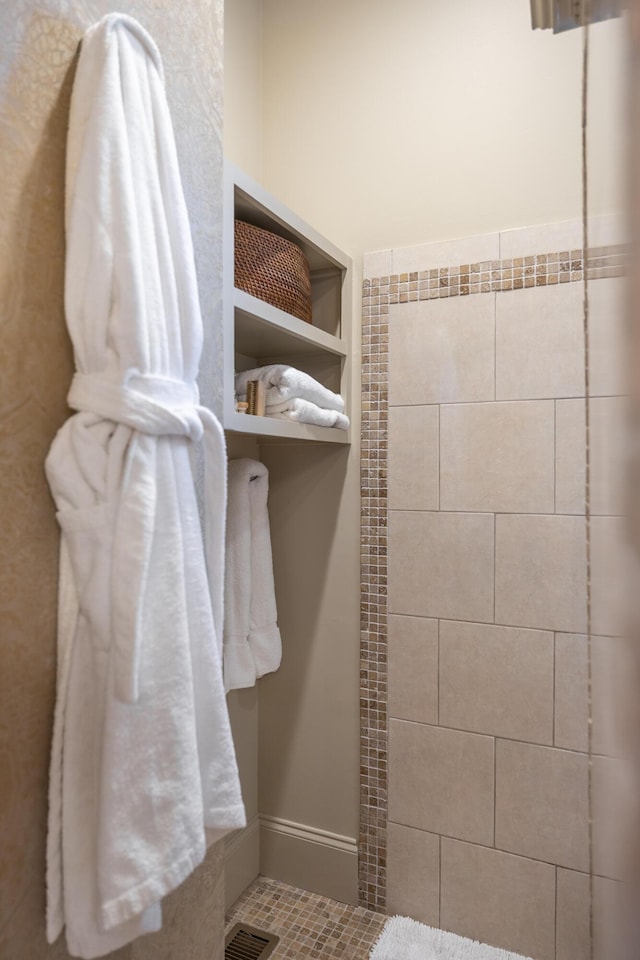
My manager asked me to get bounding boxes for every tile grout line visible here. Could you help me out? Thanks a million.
[387,392,623,408]
[553,399,556,514]
[438,833,442,928]
[553,632,557,747]
[387,717,611,759]
[493,513,497,624]
[554,865,559,960]
[383,820,617,881]
[388,508,621,519]
[493,291,497,403]
[437,403,441,511]
[385,610,617,642]
[436,618,440,726]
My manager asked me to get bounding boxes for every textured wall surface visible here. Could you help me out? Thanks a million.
[0,2,225,958]
[361,217,626,960]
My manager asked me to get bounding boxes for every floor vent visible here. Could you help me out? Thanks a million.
[225,923,280,960]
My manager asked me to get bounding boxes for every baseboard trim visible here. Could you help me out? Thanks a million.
[259,814,358,856]
[259,815,358,905]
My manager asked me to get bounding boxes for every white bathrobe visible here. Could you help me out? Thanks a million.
[45,14,245,958]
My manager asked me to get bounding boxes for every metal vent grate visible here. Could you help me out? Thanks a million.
[225,923,280,960]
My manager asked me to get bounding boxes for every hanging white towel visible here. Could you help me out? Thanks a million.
[45,14,245,959]
[224,459,282,691]
[270,397,350,430]
[235,364,345,414]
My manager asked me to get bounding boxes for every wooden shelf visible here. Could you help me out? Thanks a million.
[234,289,347,359]
[225,411,350,444]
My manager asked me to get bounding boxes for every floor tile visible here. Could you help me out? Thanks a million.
[226,877,386,959]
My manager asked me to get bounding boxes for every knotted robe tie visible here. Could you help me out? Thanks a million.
[67,370,226,704]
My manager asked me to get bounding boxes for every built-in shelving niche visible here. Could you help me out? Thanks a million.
[222,162,352,445]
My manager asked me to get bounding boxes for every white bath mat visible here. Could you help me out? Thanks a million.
[369,916,536,960]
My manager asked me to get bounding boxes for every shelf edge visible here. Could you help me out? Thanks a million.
[224,411,350,445]
[234,288,348,357]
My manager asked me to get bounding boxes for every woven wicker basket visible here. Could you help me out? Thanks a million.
[234,220,313,324]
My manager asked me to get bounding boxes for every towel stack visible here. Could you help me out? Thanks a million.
[235,365,349,430]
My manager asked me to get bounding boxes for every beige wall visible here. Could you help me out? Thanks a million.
[224,0,262,180]
[259,0,625,258]
[0,3,226,957]
[224,0,362,905]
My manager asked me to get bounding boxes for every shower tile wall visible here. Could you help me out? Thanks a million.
[360,218,626,960]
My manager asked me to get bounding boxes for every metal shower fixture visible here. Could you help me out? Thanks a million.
[530,0,623,31]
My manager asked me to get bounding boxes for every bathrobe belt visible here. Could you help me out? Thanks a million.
[67,371,226,704]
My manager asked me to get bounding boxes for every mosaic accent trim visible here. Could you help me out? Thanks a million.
[358,241,626,913]
[226,876,386,959]
[359,273,390,912]
[386,243,626,303]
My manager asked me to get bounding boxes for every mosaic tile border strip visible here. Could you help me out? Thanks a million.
[226,876,386,959]
[359,274,390,912]
[358,241,626,913]
[382,243,625,304]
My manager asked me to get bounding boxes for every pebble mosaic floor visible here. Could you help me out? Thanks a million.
[225,877,387,959]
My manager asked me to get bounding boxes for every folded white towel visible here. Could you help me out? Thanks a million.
[269,398,350,431]
[224,459,282,691]
[235,364,344,414]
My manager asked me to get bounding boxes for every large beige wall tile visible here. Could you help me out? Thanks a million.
[389,512,494,622]
[554,633,621,756]
[555,399,586,516]
[556,868,624,960]
[388,405,439,511]
[593,755,627,881]
[591,515,628,638]
[495,740,589,871]
[388,615,438,724]
[363,249,392,279]
[588,214,626,249]
[439,621,553,743]
[387,823,439,927]
[496,283,583,400]
[499,220,582,260]
[389,720,494,845]
[440,400,554,513]
[389,295,495,405]
[495,514,587,632]
[392,233,499,274]
[589,277,626,398]
[555,397,625,516]
[440,839,556,960]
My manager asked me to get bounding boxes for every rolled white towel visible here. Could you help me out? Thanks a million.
[269,398,350,431]
[235,364,344,414]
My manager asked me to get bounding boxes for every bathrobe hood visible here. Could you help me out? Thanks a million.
[45,14,245,958]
